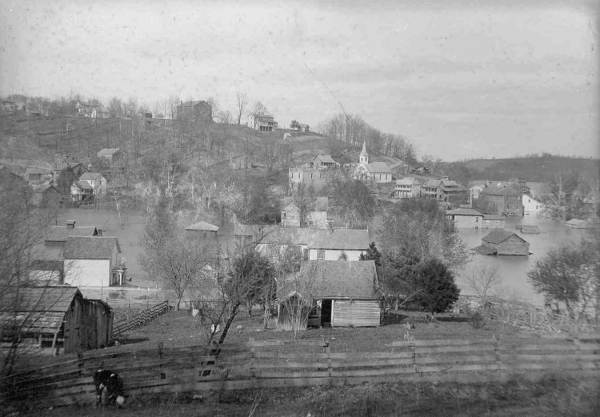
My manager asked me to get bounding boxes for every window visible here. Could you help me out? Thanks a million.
[317,249,325,260]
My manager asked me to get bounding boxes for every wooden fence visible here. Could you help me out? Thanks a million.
[2,336,599,409]
[112,301,173,337]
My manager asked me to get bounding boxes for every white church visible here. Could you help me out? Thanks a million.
[353,141,393,183]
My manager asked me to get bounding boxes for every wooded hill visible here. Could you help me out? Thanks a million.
[439,155,599,185]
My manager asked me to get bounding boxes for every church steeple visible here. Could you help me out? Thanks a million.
[359,141,368,165]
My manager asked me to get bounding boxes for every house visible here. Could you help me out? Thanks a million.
[482,214,506,229]
[70,181,94,202]
[277,260,381,329]
[469,182,487,204]
[281,202,301,228]
[290,120,310,132]
[393,177,423,199]
[97,148,122,164]
[288,166,331,191]
[477,183,523,216]
[24,167,53,185]
[522,194,544,215]
[78,172,107,196]
[440,179,468,206]
[75,101,107,118]
[248,112,278,132]
[353,142,392,183]
[63,236,125,287]
[184,221,221,264]
[176,100,212,123]
[0,286,113,354]
[446,208,484,229]
[312,154,340,170]
[478,229,529,256]
[421,179,442,200]
[31,184,61,208]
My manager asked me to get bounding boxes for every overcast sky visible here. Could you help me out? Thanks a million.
[1,0,598,160]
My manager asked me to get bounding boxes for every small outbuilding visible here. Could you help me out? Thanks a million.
[478,229,529,256]
[277,260,381,330]
[446,208,484,229]
[0,286,113,354]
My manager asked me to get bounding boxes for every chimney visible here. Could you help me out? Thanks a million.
[65,220,76,229]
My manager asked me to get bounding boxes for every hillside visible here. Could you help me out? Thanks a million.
[0,114,401,179]
[440,155,599,184]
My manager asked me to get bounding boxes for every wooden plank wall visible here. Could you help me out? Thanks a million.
[2,336,599,409]
[332,300,380,327]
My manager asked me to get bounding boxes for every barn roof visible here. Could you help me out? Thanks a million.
[482,229,526,244]
[0,286,79,313]
[63,236,120,259]
[279,260,378,300]
[185,221,219,232]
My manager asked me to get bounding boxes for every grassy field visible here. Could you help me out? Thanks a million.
[20,375,600,416]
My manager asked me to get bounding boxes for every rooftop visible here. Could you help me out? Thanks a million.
[482,229,526,244]
[279,260,379,300]
[63,236,120,260]
[46,225,99,242]
[366,162,391,173]
[79,172,104,181]
[447,208,483,217]
[185,221,219,232]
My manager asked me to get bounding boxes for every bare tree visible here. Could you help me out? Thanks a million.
[235,92,248,125]
[465,265,500,310]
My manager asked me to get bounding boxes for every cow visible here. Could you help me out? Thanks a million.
[93,369,125,407]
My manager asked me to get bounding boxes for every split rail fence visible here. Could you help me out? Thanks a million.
[112,301,173,337]
[2,335,599,408]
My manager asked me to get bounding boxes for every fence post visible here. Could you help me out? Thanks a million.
[249,337,256,381]
[326,344,332,383]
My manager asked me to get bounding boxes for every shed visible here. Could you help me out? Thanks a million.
[478,229,529,256]
[446,208,484,229]
[0,287,113,354]
[277,260,381,330]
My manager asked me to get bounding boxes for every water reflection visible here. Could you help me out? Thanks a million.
[455,215,588,306]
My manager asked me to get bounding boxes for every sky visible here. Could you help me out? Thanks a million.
[0,0,598,161]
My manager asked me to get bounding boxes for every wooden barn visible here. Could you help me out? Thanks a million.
[478,229,530,256]
[0,287,113,354]
[277,260,381,330]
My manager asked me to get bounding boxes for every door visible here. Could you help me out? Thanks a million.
[321,299,332,327]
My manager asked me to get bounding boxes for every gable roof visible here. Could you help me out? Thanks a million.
[279,260,378,300]
[481,184,520,196]
[97,148,120,158]
[483,214,505,221]
[482,229,526,244]
[185,221,219,232]
[314,154,338,165]
[260,227,370,250]
[396,177,422,186]
[79,172,104,181]
[46,225,99,242]
[447,208,483,217]
[63,236,120,259]
[0,286,80,313]
[366,162,391,173]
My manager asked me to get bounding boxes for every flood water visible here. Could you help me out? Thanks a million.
[454,215,589,306]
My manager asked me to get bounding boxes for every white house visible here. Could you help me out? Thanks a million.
[78,172,107,196]
[522,194,544,215]
[394,177,423,198]
[353,142,392,184]
[247,112,278,131]
[63,236,125,287]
